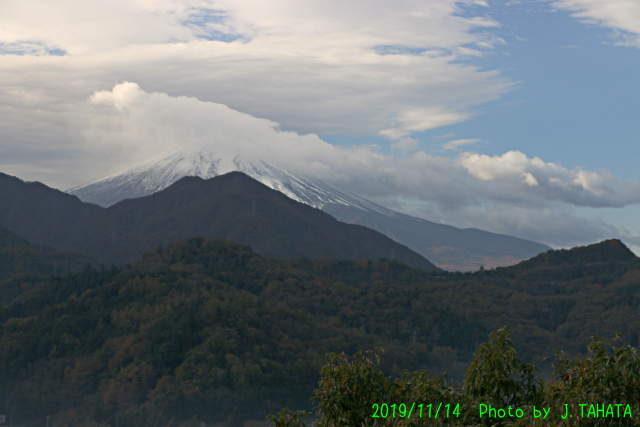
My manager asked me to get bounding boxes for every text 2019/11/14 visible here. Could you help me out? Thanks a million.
[372,402,461,419]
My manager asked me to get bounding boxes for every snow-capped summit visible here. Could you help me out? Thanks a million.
[67,148,551,271]
[67,149,393,215]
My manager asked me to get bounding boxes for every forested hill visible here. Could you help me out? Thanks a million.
[0,225,96,303]
[481,238,640,294]
[0,171,438,270]
[1,237,639,426]
[498,238,636,271]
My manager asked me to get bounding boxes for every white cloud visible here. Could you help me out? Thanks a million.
[0,0,512,141]
[379,109,474,140]
[520,173,539,186]
[90,81,145,111]
[550,0,640,47]
[2,82,640,248]
[0,0,201,54]
[459,151,640,207]
[391,137,420,152]
[443,138,481,150]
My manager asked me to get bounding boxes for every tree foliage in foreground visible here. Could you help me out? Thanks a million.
[269,328,640,426]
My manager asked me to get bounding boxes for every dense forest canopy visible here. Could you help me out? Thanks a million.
[0,236,638,426]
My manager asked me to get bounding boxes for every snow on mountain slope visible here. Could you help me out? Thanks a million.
[67,148,551,270]
[68,149,392,215]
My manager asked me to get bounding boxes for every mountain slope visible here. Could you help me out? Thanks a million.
[1,171,439,270]
[510,238,636,268]
[0,172,102,245]
[323,203,552,270]
[68,150,386,212]
[487,239,638,288]
[67,149,552,270]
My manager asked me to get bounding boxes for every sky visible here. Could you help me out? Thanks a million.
[1,0,640,252]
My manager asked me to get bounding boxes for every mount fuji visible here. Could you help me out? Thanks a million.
[68,149,551,270]
[68,149,386,213]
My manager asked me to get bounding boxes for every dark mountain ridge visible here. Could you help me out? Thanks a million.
[511,238,636,267]
[0,171,438,270]
[479,239,639,295]
[493,238,637,278]
[0,172,101,242]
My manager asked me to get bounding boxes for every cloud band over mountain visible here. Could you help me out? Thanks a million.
[4,81,639,249]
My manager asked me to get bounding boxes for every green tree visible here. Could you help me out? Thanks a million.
[464,328,542,409]
[269,328,640,427]
[541,333,640,426]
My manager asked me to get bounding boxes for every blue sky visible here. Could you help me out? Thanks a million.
[435,1,640,172]
[327,1,640,172]
[1,0,639,251]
